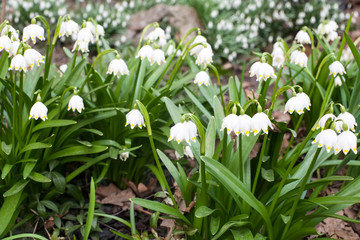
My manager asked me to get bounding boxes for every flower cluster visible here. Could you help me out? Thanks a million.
[290,50,308,68]
[249,61,276,82]
[317,20,339,41]
[284,92,311,115]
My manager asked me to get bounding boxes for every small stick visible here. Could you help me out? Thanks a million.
[1,0,6,23]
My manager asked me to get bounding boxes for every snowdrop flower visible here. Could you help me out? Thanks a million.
[194,71,210,86]
[59,20,79,37]
[1,25,19,41]
[107,58,129,77]
[284,96,305,114]
[312,129,337,153]
[184,146,194,159]
[9,54,27,72]
[341,48,353,62]
[220,114,240,135]
[24,49,45,69]
[334,130,357,155]
[146,27,165,41]
[249,62,276,81]
[72,27,94,53]
[125,109,145,129]
[327,31,338,41]
[195,45,213,65]
[120,152,129,161]
[290,50,308,67]
[29,102,48,121]
[9,41,20,57]
[334,76,344,86]
[168,121,197,144]
[166,44,176,56]
[295,30,311,44]
[190,35,207,56]
[136,45,153,62]
[272,54,285,68]
[251,112,273,135]
[68,95,85,113]
[317,113,336,130]
[336,112,357,132]
[329,61,345,76]
[23,24,45,44]
[296,92,311,111]
[0,36,12,52]
[317,20,338,35]
[151,49,166,66]
[238,114,252,136]
[72,41,89,53]
[86,21,105,37]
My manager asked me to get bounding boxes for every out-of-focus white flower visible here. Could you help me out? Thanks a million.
[194,71,211,86]
[136,45,153,62]
[107,58,129,76]
[295,30,311,44]
[284,96,305,114]
[329,61,346,76]
[120,151,129,161]
[168,121,197,144]
[72,41,89,53]
[317,113,336,130]
[68,95,85,113]
[0,36,12,52]
[151,49,166,66]
[327,31,338,41]
[9,54,27,72]
[59,20,79,38]
[60,64,67,73]
[125,109,145,129]
[334,76,344,86]
[195,45,213,65]
[272,54,284,68]
[335,112,357,132]
[290,50,308,67]
[249,62,276,81]
[24,49,45,69]
[317,20,338,35]
[23,24,45,44]
[341,48,353,62]
[73,27,94,53]
[221,114,239,135]
[29,102,48,121]
[190,35,207,56]
[166,44,176,56]
[175,146,194,160]
[312,129,337,153]
[334,130,357,155]
[251,112,273,135]
[86,21,105,37]
[146,27,165,41]
[9,41,20,56]
[1,25,19,41]
[296,92,311,111]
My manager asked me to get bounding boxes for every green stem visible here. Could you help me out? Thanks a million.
[71,47,79,70]
[269,66,283,115]
[18,72,23,148]
[280,148,322,240]
[12,71,16,160]
[238,136,243,182]
[208,64,225,114]
[252,134,268,193]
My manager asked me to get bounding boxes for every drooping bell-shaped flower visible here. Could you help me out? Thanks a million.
[23,24,45,44]
[295,30,311,44]
[1,25,19,41]
[146,27,166,41]
[72,27,94,53]
[86,21,105,38]
[290,50,308,67]
[312,129,338,153]
[9,54,27,72]
[0,35,12,53]
[220,114,240,135]
[238,114,252,136]
[329,61,346,76]
[107,58,129,77]
[335,112,357,132]
[24,49,45,69]
[59,20,79,38]
[195,44,213,65]
[317,113,336,130]
[125,109,145,129]
[296,92,311,111]
[249,62,276,81]
[150,49,166,66]
[284,96,305,114]
[68,95,85,113]
[190,35,207,56]
[168,121,197,144]
[334,130,357,155]
[9,41,20,57]
[194,71,211,86]
[29,102,48,121]
[136,45,153,62]
[251,112,273,135]
[334,76,344,86]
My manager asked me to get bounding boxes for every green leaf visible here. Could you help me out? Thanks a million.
[52,172,66,193]
[231,228,253,240]
[84,178,95,240]
[150,211,160,228]
[41,200,59,213]
[0,191,23,237]
[131,198,191,225]
[1,164,13,179]
[213,96,225,138]
[210,215,220,235]
[228,76,239,102]
[163,97,181,123]
[3,180,29,197]
[184,87,212,120]
[29,172,51,183]
[254,233,267,240]
[2,234,48,240]
[48,145,108,160]
[205,117,216,158]
[281,214,290,224]
[20,142,52,153]
[212,221,249,240]
[23,162,37,179]
[310,196,360,205]
[32,120,77,132]
[261,168,274,182]
[195,206,215,218]
[1,142,11,155]
[94,212,132,228]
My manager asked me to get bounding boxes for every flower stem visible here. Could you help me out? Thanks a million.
[18,72,23,148]
[12,71,16,160]
[280,147,322,240]
[208,64,225,113]
[238,135,243,182]
[252,134,268,194]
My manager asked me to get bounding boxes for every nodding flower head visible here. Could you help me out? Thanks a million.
[249,62,276,81]
[29,101,48,121]
[59,20,79,38]
[23,24,45,44]
[329,61,346,76]
[24,49,45,70]
[107,58,129,77]
[195,44,213,66]
[295,30,311,44]
[194,71,211,86]
[290,50,308,67]
[335,112,357,133]
[136,45,154,62]
[334,130,357,155]
[9,54,27,72]
[312,129,337,153]
[150,49,166,66]
[284,96,305,115]
[168,121,197,144]
[125,109,145,129]
[251,112,273,135]
[190,35,207,56]
[317,114,336,130]
[68,95,85,113]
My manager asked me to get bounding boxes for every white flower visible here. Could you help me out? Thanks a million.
[272,54,285,68]
[168,121,197,144]
[151,49,166,66]
[9,54,27,72]
[59,20,79,38]
[72,41,89,53]
[284,96,305,114]
[335,112,357,132]
[316,113,336,130]
[249,62,276,81]
[24,49,45,69]
[120,152,129,161]
[23,24,45,44]
[290,50,308,67]
[341,48,353,62]
[195,45,213,65]
[317,20,338,35]
[125,109,145,129]
[158,38,167,48]
[9,41,20,57]
[334,130,357,155]
[190,35,207,56]
[68,95,85,113]
[136,45,153,62]
[295,30,311,44]
[194,71,211,86]
[1,25,19,41]
[107,59,129,77]
[86,21,105,37]
[72,27,94,53]
[146,27,165,41]
[0,36,12,52]
[329,61,346,76]
[327,31,338,42]
[166,44,176,56]
[184,146,194,159]
[60,64,67,73]
[334,76,344,86]
[29,102,48,121]
[220,114,240,135]
[296,92,311,111]
[238,114,252,136]
[312,129,338,153]
[251,112,273,135]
